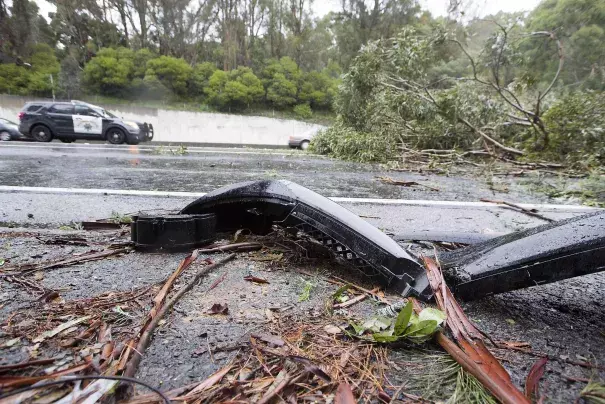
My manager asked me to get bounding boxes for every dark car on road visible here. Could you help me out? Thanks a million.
[18,101,154,145]
[0,117,22,141]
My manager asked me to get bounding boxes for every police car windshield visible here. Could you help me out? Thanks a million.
[93,108,117,118]
[102,109,117,118]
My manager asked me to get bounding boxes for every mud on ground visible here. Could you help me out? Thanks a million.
[0,227,604,403]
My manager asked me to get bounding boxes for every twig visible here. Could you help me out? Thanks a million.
[329,275,390,304]
[123,254,236,378]
[0,248,129,277]
[480,198,554,222]
[494,344,605,371]
[206,335,215,364]
[198,242,262,253]
[0,358,56,372]
[334,287,380,309]
[563,375,590,383]
[257,371,306,404]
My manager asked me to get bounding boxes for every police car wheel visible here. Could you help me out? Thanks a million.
[31,125,53,142]
[0,131,11,141]
[107,128,126,145]
[300,140,310,150]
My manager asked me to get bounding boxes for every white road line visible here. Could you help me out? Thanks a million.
[0,143,304,156]
[0,185,598,212]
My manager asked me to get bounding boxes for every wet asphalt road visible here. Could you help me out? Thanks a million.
[0,141,552,201]
[0,141,596,232]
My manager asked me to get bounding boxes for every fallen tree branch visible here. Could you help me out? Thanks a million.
[376,176,440,192]
[458,117,525,156]
[480,198,554,222]
[123,253,236,378]
[420,257,530,404]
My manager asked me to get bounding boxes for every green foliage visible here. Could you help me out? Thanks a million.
[190,62,218,98]
[334,41,384,130]
[542,91,605,165]
[263,57,303,108]
[317,24,603,166]
[580,380,605,403]
[310,119,399,163]
[135,74,171,100]
[524,0,605,89]
[146,56,193,97]
[205,70,229,105]
[348,301,445,344]
[0,64,31,95]
[205,67,264,110]
[293,103,312,119]
[320,28,500,160]
[133,49,156,78]
[266,72,297,107]
[83,47,134,96]
[0,43,59,97]
[298,280,314,302]
[298,70,338,109]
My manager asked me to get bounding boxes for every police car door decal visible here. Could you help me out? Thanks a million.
[73,115,103,134]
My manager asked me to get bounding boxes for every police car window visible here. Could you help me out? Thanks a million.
[75,106,97,116]
[49,104,74,114]
[26,104,42,112]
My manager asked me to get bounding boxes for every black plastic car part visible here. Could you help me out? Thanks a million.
[392,231,503,245]
[131,213,216,250]
[440,210,605,300]
[131,180,604,302]
[180,180,432,300]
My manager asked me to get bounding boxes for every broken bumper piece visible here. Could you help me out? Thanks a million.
[131,179,604,302]
[441,210,605,300]
[179,180,432,300]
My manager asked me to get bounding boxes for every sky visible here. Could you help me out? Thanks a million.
[33,0,543,23]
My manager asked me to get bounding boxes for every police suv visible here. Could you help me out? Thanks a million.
[18,100,153,145]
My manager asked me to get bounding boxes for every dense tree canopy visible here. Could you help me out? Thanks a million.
[0,0,602,128]
[523,0,605,89]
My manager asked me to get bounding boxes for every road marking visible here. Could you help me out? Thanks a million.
[0,143,307,156]
[0,185,598,212]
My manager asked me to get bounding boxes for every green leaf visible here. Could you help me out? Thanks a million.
[372,330,399,343]
[0,258,4,267]
[418,308,446,326]
[360,316,392,333]
[404,320,438,338]
[349,322,366,336]
[406,334,435,343]
[409,313,419,325]
[394,301,413,336]
[332,284,351,303]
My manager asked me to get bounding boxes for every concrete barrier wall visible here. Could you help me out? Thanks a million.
[0,94,325,145]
